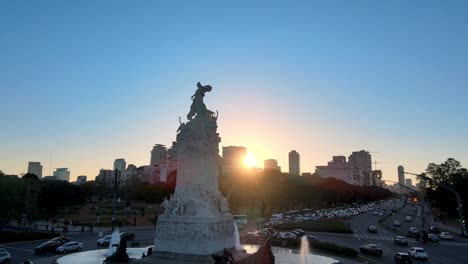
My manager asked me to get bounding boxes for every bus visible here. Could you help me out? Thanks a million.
[233,215,248,226]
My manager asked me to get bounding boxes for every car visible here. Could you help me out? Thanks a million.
[439,232,453,240]
[379,212,384,216]
[373,211,379,215]
[394,236,409,246]
[56,242,83,253]
[0,250,11,264]
[429,226,440,234]
[34,241,62,254]
[408,227,419,236]
[293,229,305,236]
[408,247,428,261]
[395,252,413,264]
[273,231,296,239]
[120,232,135,241]
[405,216,412,222]
[368,225,378,233]
[49,237,71,245]
[97,235,112,247]
[289,230,301,237]
[394,220,401,226]
[427,234,439,243]
[360,244,383,256]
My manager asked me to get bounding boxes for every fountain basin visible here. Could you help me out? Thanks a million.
[56,247,149,264]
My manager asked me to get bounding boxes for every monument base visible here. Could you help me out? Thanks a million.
[153,215,236,256]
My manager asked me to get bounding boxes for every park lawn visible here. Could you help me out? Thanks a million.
[273,218,353,233]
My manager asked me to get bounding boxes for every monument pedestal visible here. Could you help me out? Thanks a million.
[153,215,236,256]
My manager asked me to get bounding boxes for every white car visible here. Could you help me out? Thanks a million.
[56,242,83,253]
[97,235,112,246]
[408,247,428,260]
[393,220,401,226]
[0,250,12,264]
[439,232,453,240]
[276,232,297,239]
[405,216,412,222]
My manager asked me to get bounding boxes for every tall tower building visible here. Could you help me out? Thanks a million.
[398,165,405,185]
[348,150,372,186]
[151,144,168,166]
[114,158,126,184]
[27,162,43,178]
[222,146,247,176]
[288,150,300,175]
[53,168,70,182]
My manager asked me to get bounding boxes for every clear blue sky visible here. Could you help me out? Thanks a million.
[1,0,467,182]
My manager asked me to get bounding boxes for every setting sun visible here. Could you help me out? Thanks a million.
[243,152,259,168]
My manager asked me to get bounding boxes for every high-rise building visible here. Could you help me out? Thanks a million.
[348,150,372,186]
[288,150,300,175]
[27,162,43,178]
[123,164,138,184]
[53,168,70,182]
[405,178,413,187]
[96,169,115,188]
[222,146,247,176]
[264,159,281,172]
[77,175,87,184]
[315,156,354,184]
[398,165,405,186]
[151,144,168,166]
[373,170,383,187]
[113,158,126,181]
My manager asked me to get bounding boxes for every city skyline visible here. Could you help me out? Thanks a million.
[1,1,467,183]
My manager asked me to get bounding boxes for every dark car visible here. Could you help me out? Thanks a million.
[394,236,409,246]
[427,234,439,243]
[120,232,135,241]
[293,229,305,236]
[49,237,71,245]
[429,226,440,234]
[368,225,378,233]
[360,244,383,256]
[34,241,62,254]
[395,252,412,264]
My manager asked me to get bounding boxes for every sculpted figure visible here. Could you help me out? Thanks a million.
[161,197,170,215]
[187,82,212,120]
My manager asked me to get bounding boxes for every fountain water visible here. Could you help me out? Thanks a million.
[233,222,241,250]
[107,230,121,257]
[300,236,310,264]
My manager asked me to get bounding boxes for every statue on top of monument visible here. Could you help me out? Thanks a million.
[187,82,212,120]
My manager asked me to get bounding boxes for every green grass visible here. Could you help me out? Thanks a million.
[273,218,353,233]
[0,231,60,243]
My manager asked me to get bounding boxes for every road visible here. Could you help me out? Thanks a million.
[2,199,468,263]
[308,199,468,264]
[0,227,156,264]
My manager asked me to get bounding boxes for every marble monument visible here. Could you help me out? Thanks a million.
[152,82,237,257]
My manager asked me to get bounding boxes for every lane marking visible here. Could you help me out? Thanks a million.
[0,245,34,252]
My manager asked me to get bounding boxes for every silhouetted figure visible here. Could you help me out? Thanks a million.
[104,237,130,263]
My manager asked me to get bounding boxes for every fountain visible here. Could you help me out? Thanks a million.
[234,223,242,251]
[300,236,310,264]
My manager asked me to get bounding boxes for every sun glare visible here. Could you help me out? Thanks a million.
[244,152,258,168]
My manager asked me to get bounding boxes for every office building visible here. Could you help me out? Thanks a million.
[53,168,70,182]
[398,166,405,185]
[315,156,354,185]
[114,158,126,181]
[348,150,372,186]
[288,150,300,175]
[96,169,115,188]
[373,170,383,187]
[405,178,413,187]
[222,146,247,176]
[27,162,43,178]
[264,159,281,172]
[151,144,168,166]
[77,175,87,184]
